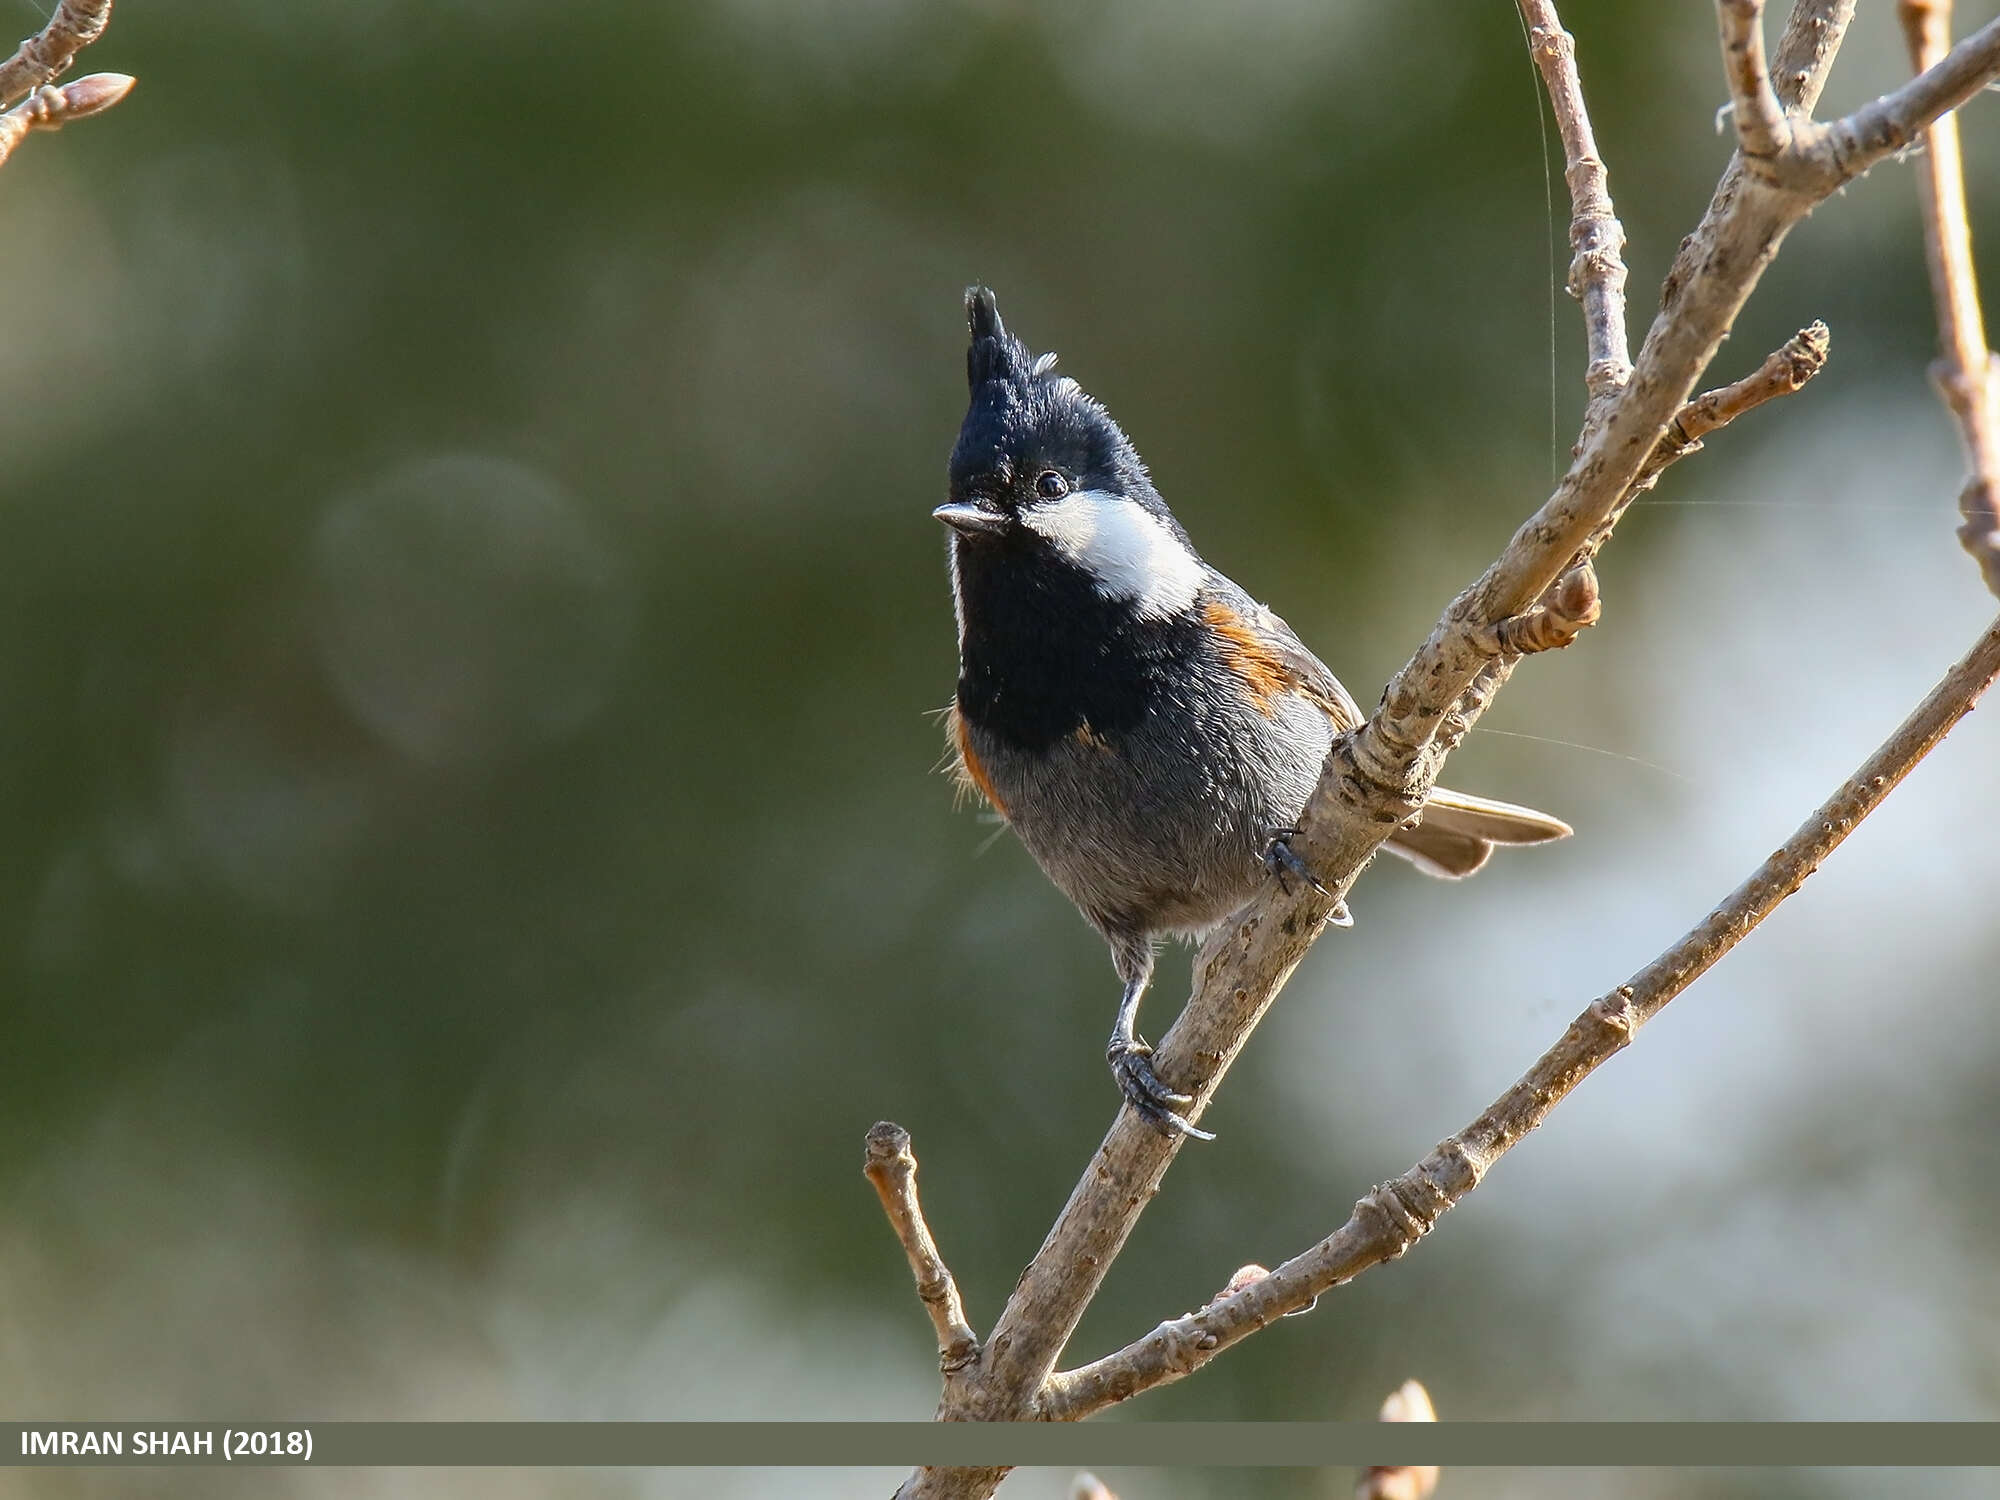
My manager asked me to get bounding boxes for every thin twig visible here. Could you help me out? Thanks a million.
[1522,5,1630,409]
[0,0,112,111]
[1438,312,1825,877]
[1611,322,1830,537]
[1898,0,2000,600]
[1719,0,1793,163]
[864,1123,980,1377]
[1041,614,2000,1419]
[1357,1380,1439,1500]
[1467,320,1827,711]
[0,71,132,170]
[1661,322,1831,451]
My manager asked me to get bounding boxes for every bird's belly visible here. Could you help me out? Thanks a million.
[966,691,1332,938]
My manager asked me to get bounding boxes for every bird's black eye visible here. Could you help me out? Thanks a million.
[1036,470,1069,500]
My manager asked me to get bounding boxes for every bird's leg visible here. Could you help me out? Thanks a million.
[1104,932,1214,1142]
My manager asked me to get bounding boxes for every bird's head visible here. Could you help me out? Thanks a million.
[935,287,1204,621]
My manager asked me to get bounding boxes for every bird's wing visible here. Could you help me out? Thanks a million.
[1199,583,1366,732]
[1256,605,1366,731]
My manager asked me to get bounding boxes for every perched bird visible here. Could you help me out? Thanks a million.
[937,287,1569,1139]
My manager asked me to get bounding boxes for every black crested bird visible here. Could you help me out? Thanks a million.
[936,287,1570,1138]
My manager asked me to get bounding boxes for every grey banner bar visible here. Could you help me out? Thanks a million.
[5,1423,2000,1467]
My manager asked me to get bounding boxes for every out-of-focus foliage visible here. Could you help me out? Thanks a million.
[2,4,1998,1497]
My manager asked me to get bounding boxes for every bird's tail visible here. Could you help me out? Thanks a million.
[1382,787,1571,880]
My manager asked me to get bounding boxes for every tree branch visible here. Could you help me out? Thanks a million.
[0,0,127,171]
[865,1123,980,1380]
[1790,13,2000,196]
[1898,0,2000,600]
[1480,319,1829,688]
[1390,6,1993,785]
[1432,322,1829,746]
[925,5,1645,1428]
[1720,0,1795,164]
[1609,321,1830,540]
[1505,0,1852,711]
[1770,0,1857,114]
[1522,4,1629,410]
[1041,613,2000,1419]
[0,0,112,111]
[882,5,2000,1486]
[0,71,133,170]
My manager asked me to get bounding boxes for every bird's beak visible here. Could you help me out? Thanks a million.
[933,501,1007,536]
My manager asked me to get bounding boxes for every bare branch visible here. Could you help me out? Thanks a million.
[0,72,133,170]
[1357,1380,1439,1500]
[0,0,112,111]
[883,5,1997,1482]
[1611,322,1831,536]
[904,0,1886,1455]
[1899,0,2000,599]
[1522,5,1630,407]
[1771,0,1856,112]
[1793,15,2000,195]
[1664,321,1830,452]
[1902,0,1987,382]
[864,1123,979,1377]
[1719,0,1794,164]
[1439,325,1831,750]
[1391,14,1996,753]
[1041,614,2000,1419]
[1415,8,1841,779]
[1444,323,1828,747]
[1439,334,1823,762]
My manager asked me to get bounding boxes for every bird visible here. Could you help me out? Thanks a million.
[935,287,1570,1139]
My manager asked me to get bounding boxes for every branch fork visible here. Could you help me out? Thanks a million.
[1721,0,2000,202]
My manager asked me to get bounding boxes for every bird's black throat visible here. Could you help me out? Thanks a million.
[952,535,1203,754]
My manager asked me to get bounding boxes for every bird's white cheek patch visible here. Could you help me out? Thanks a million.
[1022,489,1204,620]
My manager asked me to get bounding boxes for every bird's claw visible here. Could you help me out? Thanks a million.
[1108,1039,1215,1142]
[1264,829,1329,897]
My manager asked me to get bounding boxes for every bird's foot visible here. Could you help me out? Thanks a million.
[1107,1038,1215,1142]
[1264,830,1351,925]
[1263,829,1325,894]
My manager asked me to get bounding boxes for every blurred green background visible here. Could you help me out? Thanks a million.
[4,2,2000,1497]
